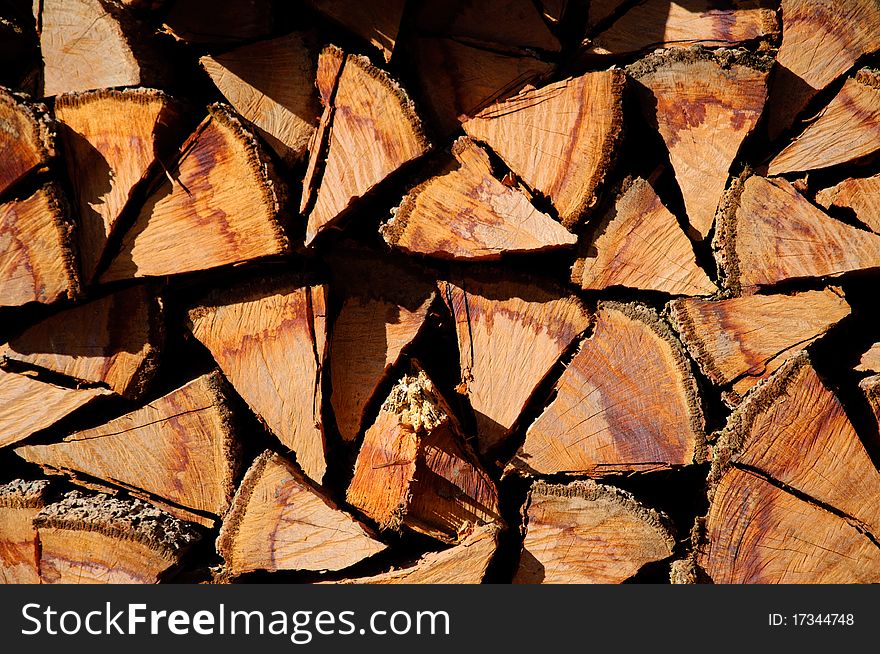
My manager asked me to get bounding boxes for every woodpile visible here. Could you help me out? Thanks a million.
[1,0,879,585]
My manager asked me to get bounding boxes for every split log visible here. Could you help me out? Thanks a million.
[1,284,164,399]
[382,137,576,260]
[16,371,240,525]
[668,288,850,404]
[714,175,880,294]
[101,104,289,282]
[767,0,880,139]
[571,176,717,295]
[0,88,53,197]
[217,450,386,576]
[860,375,880,426]
[514,480,675,584]
[346,366,500,543]
[409,37,553,135]
[816,173,880,233]
[338,525,499,584]
[441,273,592,454]
[587,0,778,56]
[769,69,880,176]
[54,88,185,282]
[699,467,880,583]
[856,343,880,374]
[306,0,406,63]
[0,184,78,307]
[201,33,319,165]
[187,278,328,484]
[35,491,200,584]
[326,249,436,443]
[302,46,431,245]
[162,0,273,45]
[0,369,111,448]
[711,352,880,536]
[0,479,50,583]
[510,302,706,476]
[38,0,159,96]
[630,48,770,240]
[462,70,624,228]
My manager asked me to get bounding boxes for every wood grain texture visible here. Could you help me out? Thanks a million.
[187,278,328,483]
[856,343,880,374]
[588,0,777,55]
[442,273,592,454]
[0,185,79,307]
[816,173,880,233]
[514,480,675,584]
[347,367,500,543]
[630,49,770,240]
[0,369,111,449]
[304,47,431,244]
[16,372,239,521]
[162,0,273,45]
[383,137,576,260]
[700,467,880,584]
[55,88,184,281]
[102,104,289,282]
[326,250,436,442]
[0,88,54,196]
[668,289,850,404]
[217,451,386,576]
[860,375,880,426]
[767,0,880,138]
[769,70,880,175]
[572,176,716,295]
[511,302,706,476]
[2,285,163,399]
[715,175,880,293]
[307,0,406,62]
[201,33,319,164]
[463,70,624,228]
[712,352,880,536]
[35,491,200,584]
[0,479,50,583]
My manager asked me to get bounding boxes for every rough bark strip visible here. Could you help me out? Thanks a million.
[0,479,50,583]
[0,88,54,197]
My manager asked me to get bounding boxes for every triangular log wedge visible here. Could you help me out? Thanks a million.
[699,467,880,583]
[856,343,880,374]
[712,352,880,536]
[326,250,436,443]
[337,525,499,584]
[0,184,78,307]
[630,49,770,240]
[54,89,185,282]
[0,88,53,197]
[588,0,778,55]
[38,0,159,96]
[715,175,880,293]
[442,273,592,454]
[187,278,328,483]
[0,479,50,583]
[462,70,624,228]
[201,34,319,165]
[513,480,675,584]
[410,37,553,135]
[217,450,387,576]
[571,177,716,295]
[767,0,880,139]
[16,372,239,524]
[860,375,880,426]
[2,285,163,399]
[161,0,273,45]
[816,173,880,233]
[101,104,289,282]
[0,369,111,449]
[414,0,561,54]
[668,289,850,404]
[769,69,880,175]
[35,491,200,584]
[510,302,706,476]
[382,137,576,260]
[306,0,405,62]
[303,47,431,244]
[346,367,501,543]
